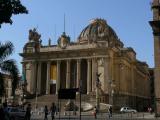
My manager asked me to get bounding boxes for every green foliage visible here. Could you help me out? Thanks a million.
[0,0,28,27]
[0,41,19,97]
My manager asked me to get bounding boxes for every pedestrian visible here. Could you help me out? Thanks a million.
[25,104,32,120]
[150,107,153,114]
[0,105,4,120]
[50,102,56,120]
[93,106,97,119]
[108,106,112,118]
[148,107,151,113]
[3,102,9,120]
[44,105,48,120]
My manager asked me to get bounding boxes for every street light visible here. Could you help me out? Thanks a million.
[79,80,82,120]
[134,88,137,109]
[21,69,27,105]
[35,61,38,109]
[21,80,27,104]
[96,73,101,111]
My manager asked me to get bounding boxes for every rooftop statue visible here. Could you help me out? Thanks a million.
[28,28,41,41]
[58,32,70,49]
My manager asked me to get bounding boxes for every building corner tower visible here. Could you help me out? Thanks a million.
[149,0,160,117]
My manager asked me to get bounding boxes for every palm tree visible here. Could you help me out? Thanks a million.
[0,41,19,97]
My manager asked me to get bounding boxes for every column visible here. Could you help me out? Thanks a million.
[104,57,114,105]
[31,61,37,94]
[66,60,71,88]
[104,58,110,93]
[37,62,42,94]
[46,62,51,94]
[87,59,91,94]
[92,58,98,92]
[56,60,61,94]
[8,80,12,98]
[154,36,160,116]
[76,59,81,88]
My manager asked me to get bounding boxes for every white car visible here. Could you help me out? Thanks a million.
[120,107,137,113]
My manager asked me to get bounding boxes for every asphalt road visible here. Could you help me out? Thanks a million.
[31,112,160,120]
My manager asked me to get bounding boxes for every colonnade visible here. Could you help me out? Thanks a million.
[27,57,110,95]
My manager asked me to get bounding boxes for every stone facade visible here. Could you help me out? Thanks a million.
[20,18,151,111]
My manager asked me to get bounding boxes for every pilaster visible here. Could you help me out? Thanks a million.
[56,60,61,94]
[31,61,37,94]
[37,62,42,94]
[46,62,51,94]
[87,59,91,94]
[104,58,110,93]
[92,58,98,92]
[66,60,71,88]
[76,59,81,88]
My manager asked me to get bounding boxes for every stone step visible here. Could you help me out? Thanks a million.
[25,94,97,109]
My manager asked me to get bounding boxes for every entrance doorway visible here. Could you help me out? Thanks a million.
[50,84,56,94]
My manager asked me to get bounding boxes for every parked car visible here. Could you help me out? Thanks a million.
[120,107,137,113]
[8,107,26,120]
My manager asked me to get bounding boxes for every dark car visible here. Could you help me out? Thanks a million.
[8,107,26,120]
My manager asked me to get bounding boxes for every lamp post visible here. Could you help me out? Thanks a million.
[35,61,38,109]
[21,68,27,105]
[21,80,27,104]
[96,86,100,111]
[79,80,82,120]
[96,73,101,111]
[134,88,137,109]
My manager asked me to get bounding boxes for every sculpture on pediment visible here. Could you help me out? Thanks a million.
[58,32,70,49]
[28,28,41,41]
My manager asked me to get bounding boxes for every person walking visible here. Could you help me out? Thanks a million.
[25,104,32,120]
[50,102,56,120]
[0,105,4,120]
[44,105,48,120]
[3,102,10,120]
[108,106,112,118]
[93,106,97,119]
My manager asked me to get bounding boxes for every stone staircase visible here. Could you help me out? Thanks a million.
[24,93,111,113]
[25,94,97,109]
[26,94,58,108]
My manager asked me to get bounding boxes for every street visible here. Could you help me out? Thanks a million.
[31,112,160,120]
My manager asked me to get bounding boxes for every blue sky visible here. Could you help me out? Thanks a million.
[0,0,154,73]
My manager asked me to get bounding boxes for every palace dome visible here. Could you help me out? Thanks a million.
[78,18,118,43]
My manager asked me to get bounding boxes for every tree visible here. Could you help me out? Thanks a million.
[0,41,19,97]
[0,0,28,27]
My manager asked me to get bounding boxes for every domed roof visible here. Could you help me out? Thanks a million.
[78,18,118,43]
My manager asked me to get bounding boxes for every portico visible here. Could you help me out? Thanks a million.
[23,56,109,95]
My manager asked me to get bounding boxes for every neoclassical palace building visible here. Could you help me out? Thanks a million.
[20,19,151,110]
